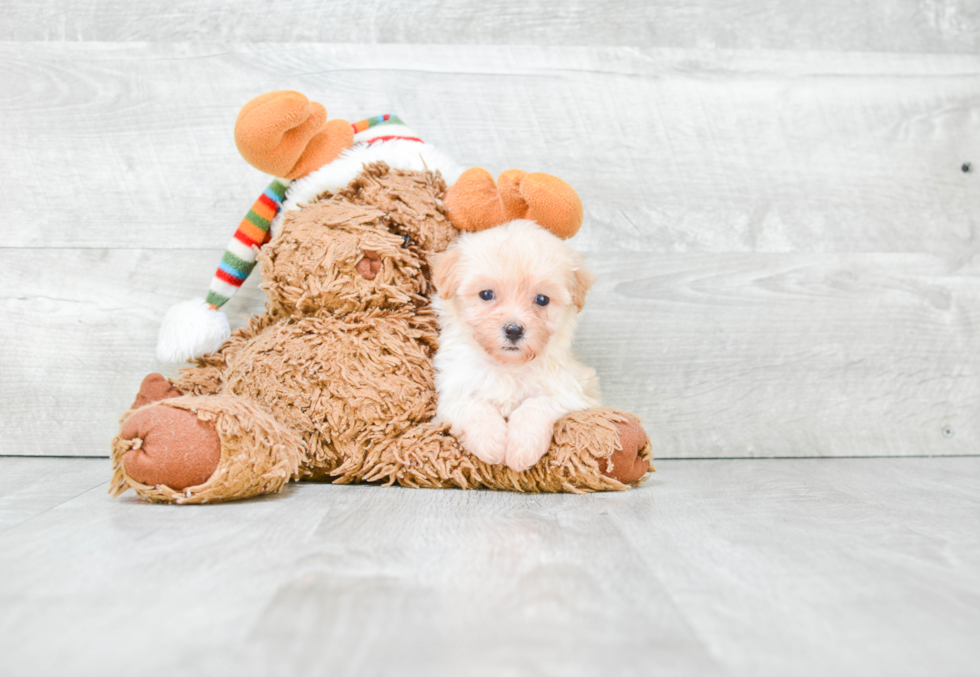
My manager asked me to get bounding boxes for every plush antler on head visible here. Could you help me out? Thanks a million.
[445,167,584,239]
[234,90,354,179]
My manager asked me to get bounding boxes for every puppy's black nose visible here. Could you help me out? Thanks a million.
[504,323,525,342]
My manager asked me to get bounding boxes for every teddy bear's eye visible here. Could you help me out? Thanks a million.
[401,234,412,248]
[479,290,495,301]
[534,295,550,307]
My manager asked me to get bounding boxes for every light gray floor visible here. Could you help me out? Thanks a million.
[1,457,978,677]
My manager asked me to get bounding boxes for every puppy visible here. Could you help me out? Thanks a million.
[431,219,600,471]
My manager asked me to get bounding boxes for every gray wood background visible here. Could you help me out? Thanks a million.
[1,1,978,457]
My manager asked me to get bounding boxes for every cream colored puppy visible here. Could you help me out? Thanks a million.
[431,219,600,471]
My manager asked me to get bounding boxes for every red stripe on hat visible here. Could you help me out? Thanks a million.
[233,228,263,249]
[256,193,279,215]
[215,268,244,287]
[366,135,423,144]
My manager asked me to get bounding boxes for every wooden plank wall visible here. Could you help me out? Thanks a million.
[1,2,978,457]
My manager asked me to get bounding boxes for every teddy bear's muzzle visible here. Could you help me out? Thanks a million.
[356,251,382,280]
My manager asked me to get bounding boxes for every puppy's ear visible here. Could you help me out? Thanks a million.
[570,261,596,312]
[431,245,461,300]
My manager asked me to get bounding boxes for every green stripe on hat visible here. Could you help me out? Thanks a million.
[244,209,271,231]
[221,250,254,276]
[206,289,230,308]
[268,179,289,200]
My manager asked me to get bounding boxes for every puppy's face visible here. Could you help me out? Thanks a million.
[432,220,595,366]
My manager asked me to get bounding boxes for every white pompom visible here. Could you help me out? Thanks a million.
[156,298,231,363]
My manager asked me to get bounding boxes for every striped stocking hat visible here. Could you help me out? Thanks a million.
[204,178,289,310]
[350,114,422,145]
[156,115,428,363]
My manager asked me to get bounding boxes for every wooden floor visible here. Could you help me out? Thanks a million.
[1,456,978,677]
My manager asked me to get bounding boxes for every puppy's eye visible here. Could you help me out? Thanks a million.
[479,290,495,301]
[534,295,550,307]
[401,234,412,248]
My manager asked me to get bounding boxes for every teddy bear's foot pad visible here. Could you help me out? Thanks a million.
[130,373,181,410]
[598,419,651,484]
[118,404,221,490]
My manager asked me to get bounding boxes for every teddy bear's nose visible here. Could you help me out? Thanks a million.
[356,251,382,280]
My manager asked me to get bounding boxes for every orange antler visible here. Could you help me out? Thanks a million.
[445,168,584,239]
[234,90,354,180]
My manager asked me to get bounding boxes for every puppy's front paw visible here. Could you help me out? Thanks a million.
[504,416,555,472]
[454,416,508,465]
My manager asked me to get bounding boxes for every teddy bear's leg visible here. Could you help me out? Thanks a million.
[117,403,222,491]
[480,407,652,492]
[128,367,225,410]
[592,416,651,484]
[358,408,651,493]
[110,395,303,504]
[130,373,182,409]
[171,363,225,397]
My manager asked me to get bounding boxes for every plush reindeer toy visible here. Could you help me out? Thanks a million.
[112,90,652,503]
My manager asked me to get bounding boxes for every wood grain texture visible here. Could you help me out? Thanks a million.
[0,43,977,254]
[2,0,978,53]
[0,248,265,457]
[2,249,977,458]
[2,43,979,458]
[584,251,980,458]
[0,456,978,676]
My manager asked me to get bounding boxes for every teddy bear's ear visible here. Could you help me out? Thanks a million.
[431,246,462,300]
[570,260,596,312]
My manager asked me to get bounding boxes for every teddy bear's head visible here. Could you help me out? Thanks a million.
[337,163,458,255]
[259,164,458,319]
[259,199,424,318]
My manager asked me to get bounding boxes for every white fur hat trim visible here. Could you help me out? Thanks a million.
[156,298,231,363]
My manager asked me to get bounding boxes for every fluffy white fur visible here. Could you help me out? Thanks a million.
[156,298,230,363]
[431,220,600,471]
[270,139,466,237]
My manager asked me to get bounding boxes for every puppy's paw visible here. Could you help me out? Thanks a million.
[504,415,555,472]
[454,416,508,465]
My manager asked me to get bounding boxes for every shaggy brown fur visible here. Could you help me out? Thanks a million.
[111,396,302,504]
[336,162,457,255]
[110,163,652,503]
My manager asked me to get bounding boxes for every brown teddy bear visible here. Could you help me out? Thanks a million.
[110,91,652,503]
